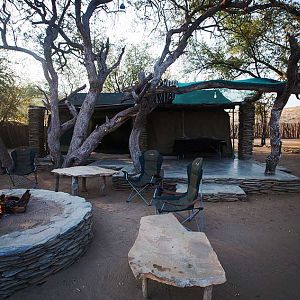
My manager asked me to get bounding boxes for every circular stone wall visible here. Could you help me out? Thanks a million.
[0,189,93,298]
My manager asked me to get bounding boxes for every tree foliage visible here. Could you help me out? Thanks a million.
[104,44,154,92]
[185,3,300,80]
[0,56,40,124]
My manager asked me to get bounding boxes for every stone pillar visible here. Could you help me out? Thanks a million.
[28,106,46,157]
[238,102,255,159]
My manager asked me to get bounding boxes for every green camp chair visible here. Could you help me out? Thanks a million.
[6,147,38,188]
[123,150,163,206]
[152,157,204,231]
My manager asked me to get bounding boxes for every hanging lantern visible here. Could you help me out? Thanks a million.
[120,1,125,9]
[214,90,217,99]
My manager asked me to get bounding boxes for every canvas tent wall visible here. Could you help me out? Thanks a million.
[147,108,233,156]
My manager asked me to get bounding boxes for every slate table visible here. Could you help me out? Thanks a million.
[52,166,117,196]
[128,213,226,300]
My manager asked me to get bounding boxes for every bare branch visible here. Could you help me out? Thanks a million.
[60,85,87,135]
[60,84,87,102]
[107,46,125,73]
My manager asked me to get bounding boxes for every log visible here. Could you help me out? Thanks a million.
[0,190,31,214]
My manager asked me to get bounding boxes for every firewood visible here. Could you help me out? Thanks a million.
[0,190,31,214]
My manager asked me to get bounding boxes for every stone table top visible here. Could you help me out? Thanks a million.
[52,166,117,177]
[128,213,226,288]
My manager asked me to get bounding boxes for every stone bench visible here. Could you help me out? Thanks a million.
[128,213,226,299]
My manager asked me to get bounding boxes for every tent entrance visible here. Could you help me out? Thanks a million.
[147,108,233,158]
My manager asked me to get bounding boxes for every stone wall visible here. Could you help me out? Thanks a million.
[112,175,300,196]
[0,189,93,298]
[238,102,255,159]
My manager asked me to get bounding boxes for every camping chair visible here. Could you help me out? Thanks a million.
[152,157,204,231]
[6,147,38,188]
[123,150,163,206]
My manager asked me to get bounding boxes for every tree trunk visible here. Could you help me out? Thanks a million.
[47,86,63,168]
[129,99,154,171]
[265,34,300,175]
[129,126,143,172]
[62,105,139,167]
[66,91,98,163]
[265,92,289,175]
[0,136,12,171]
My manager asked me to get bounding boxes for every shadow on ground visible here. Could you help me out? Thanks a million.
[0,146,299,300]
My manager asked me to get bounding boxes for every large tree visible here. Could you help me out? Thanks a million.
[1,0,299,174]
[183,2,300,173]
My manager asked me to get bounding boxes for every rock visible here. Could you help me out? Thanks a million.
[128,214,226,288]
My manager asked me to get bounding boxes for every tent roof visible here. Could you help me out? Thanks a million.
[173,85,232,105]
[64,92,133,107]
[173,78,284,105]
[59,78,283,109]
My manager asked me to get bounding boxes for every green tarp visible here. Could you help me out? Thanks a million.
[173,78,284,105]
[173,86,232,105]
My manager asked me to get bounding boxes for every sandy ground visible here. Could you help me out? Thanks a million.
[0,141,300,300]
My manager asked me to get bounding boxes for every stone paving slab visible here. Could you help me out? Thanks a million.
[176,183,247,201]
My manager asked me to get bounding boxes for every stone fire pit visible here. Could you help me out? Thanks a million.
[0,189,93,298]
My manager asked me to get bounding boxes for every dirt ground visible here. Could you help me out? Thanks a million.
[1,140,300,300]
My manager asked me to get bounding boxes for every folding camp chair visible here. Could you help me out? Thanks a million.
[123,150,163,206]
[152,157,204,231]
[6,147,38,188]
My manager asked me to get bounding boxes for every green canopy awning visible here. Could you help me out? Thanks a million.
[173,78,284,105]
[173,84,232,105]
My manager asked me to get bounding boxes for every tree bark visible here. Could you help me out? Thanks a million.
[129,98,155,171]
[46,81,62,168]
[265,34,300,175]
[265,92,288,174]
[63,105,139,167]
[65,91,98,165]
[0,136,12,171]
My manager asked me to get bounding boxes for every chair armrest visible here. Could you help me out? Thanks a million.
[162,189,184,196]
[122,170,129,180]
[122,170,140,180]
[153,187,184,198]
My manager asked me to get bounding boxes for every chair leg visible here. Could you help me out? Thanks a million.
[174,209,202,231]
[7,174,15,186]
[34,171,38,184]
[126,183,152,206]
[126,189,136,202]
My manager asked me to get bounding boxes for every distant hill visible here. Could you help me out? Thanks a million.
[281,106,300,123]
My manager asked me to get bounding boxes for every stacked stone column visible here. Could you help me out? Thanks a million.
[238,102,255,159]
[28,106,46,157]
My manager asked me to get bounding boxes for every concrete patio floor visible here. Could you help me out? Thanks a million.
[91,157,299,181]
